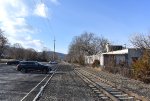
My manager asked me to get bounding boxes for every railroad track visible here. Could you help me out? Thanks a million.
[75,68,140,101]
[20,67,57,101]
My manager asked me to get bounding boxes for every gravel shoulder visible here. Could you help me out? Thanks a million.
[39,64,99,101]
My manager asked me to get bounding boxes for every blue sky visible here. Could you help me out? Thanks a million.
[0,0,150,54]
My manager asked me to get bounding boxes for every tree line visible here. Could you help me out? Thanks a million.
[0,29,58,62]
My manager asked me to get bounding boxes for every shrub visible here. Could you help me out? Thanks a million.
[92,60,100,67]
[132,50,150,83]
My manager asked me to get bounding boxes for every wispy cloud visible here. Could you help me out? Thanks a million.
[34,3,48,18]
[0,0,45,51]
[9,34,45,51]
[50,0,60,5]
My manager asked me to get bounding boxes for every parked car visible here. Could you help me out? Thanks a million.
[6,60,20,65]
[17,61,51,73]
[49,61,58,64]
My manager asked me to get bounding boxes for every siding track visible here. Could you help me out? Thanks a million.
[20,67,57,101]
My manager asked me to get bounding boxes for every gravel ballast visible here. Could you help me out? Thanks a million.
[81,66,150,100]
[39,65,100,101]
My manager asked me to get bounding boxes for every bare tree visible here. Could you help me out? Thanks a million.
[40,51,48,61]
[67,32,109,65]
[11,43,25,59]
[24,48,38,61]
[0,29,7,58]
[130,34,150,49]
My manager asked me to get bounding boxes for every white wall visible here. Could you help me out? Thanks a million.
[100,54,104,66]
[85,54,102,64]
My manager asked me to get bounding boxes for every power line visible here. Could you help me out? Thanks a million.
[32,0,54,36]
[40,0,54,35]
[40,0,56,56]
[32,0,55,48]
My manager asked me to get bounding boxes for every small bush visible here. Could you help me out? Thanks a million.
[92,60,100,67]
[132,50,150,83]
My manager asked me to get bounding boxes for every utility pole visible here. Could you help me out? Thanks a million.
[53,37,56,61]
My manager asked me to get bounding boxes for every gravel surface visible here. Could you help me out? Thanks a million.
[81,66,150,100]
[2,62,149,101]
[0,63,52,101]
[39,64,100,101]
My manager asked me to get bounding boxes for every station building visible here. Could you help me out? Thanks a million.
[85,44,143,67]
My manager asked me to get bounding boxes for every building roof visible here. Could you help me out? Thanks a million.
[102,48,144,55]
[102,49,128,55]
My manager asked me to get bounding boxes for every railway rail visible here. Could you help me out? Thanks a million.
[18,64,148,101]
[74,68,143,101]
[20,67,57,101]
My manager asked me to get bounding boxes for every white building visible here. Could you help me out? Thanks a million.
[85,54,101,64]
[85,48,143,67]
[85,44,124,66]
[101,48,142,67]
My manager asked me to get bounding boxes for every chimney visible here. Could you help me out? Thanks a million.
[106,43,110,52]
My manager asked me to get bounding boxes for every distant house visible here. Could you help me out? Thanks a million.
[85,44,143,68]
